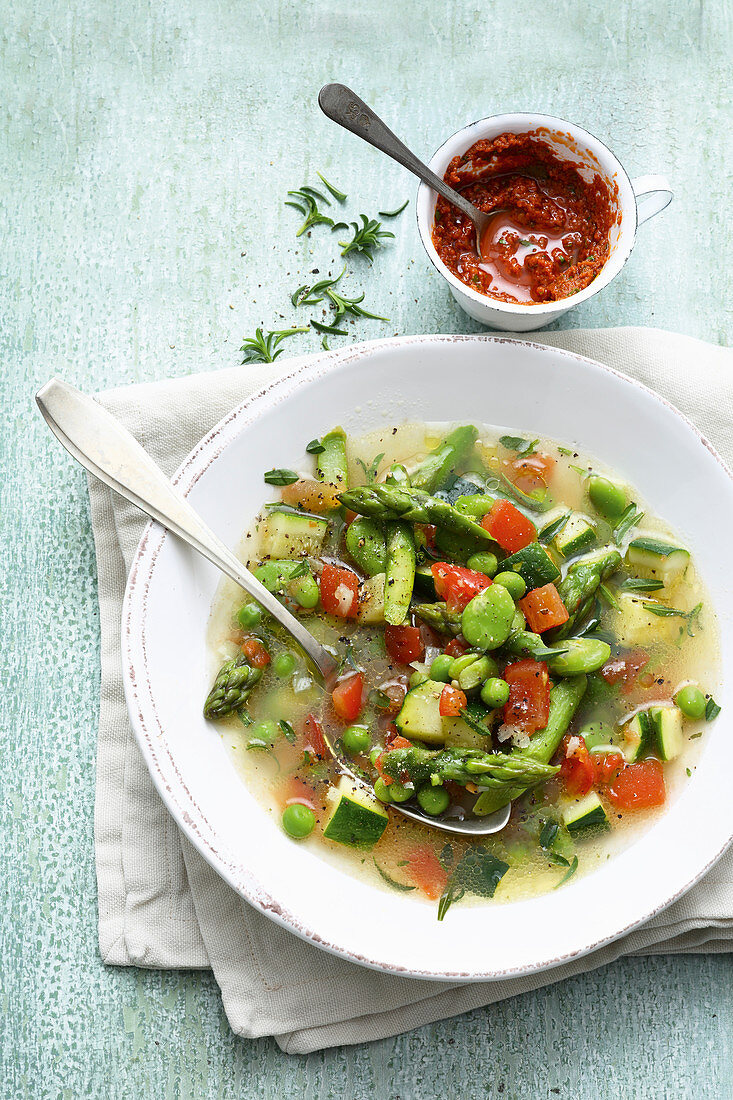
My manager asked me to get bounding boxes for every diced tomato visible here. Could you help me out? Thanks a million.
[241,636,271,668]
[481,499,537,553]
[332,673,364,723]
[281,478,343,513]
[607,759,666,809]
[593,751,626,786]
[431,562,493,612]
[503,659,551,734]
[384,731,412,751]
[519,583,569,634]
[319,562,359,619]
[385,625,425,665]
[282,776,316,810]
[559,734,595,797]
[303,713,328,758]
[439,685,467,716]
[600,648,649,694]
[501,453,556,495]
[423,524,437,549]
[378,682,407,715]
[444,637,468,657]
[344,509,358,527]
[405,845,449,900]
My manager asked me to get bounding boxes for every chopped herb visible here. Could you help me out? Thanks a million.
[499,435,538,456]
[311,319,349,336]
[337,214,395,262]
[237,710,253,727]
[621,577,665,592]
[458,707,492,737]
[689,732,703,739]
[539,512,571,543]
[373,859,416,891]
[294,268,388,325]
[548,852,570,866]
[519,238,532,246]
[539,821,559,850]
[498,236,507,246]
[598,583,620,610]
[321,335,330,350]
[687,602,703,637]
[378,199,409,217]
[613,503,645,544]
[438,845,509,921]
[264,468,299,486]
[642,601,703,637]
[686,768,692,777]
[369,688,391,710]
[316,171,347,202]
[555,855,579,887]
[285,186,334,236]
[557,445,573,456]
[356,452,385,484]
[706,697,721,721]
[278,720,297,744]
[306,438,325,455]
[241,326,308,365]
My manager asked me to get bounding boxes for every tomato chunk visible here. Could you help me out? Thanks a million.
[503,659,550,734]
[481,499,537,553]
[593,750,626,786]
[439,684,467,716]
[559,734,595,797]
[385,625,425,665]
[332,673,364,723]
[319,563,359,619]
[444,637,468,657]
[607,759,666,809]
[303,713,328,758]
[431,562,493,612]
[378,682,407,715]
[519,582,569,634]
[501,453,556,495]
[405,845,449,900]
[600,648,649,694]
[241,636,271,668]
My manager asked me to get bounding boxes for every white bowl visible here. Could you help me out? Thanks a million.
[123,336,733,981]
[416,113,673,331]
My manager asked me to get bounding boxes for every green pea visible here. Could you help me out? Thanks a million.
[466,551,499,577]
[345,517,387,576]
[548,638,611,676]
[430,653,455,682]
[481,677,511,709]
[237,603,263,629]
[417,785,450,816]
[282,803,316,838]
[272,652,296,677]
[374,777,393,803]
[674,683,707,719]
[369,747,382,768]
[249,719,278,745]
[588,475,627,519]
[493,571,527,599]
[289,573,320,609]
[342,724,370,754]
[461,584,516,651]
[409,669,429,689]
[458,655,495,692]
[387,781,413,803]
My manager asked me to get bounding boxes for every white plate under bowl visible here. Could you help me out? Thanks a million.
[122,336,733,981]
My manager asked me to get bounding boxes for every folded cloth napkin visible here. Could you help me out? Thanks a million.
[89,327,733,1055]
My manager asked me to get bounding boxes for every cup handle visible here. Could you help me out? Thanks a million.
[631,175,673,226]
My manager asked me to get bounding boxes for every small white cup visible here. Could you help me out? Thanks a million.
[415,112,672,332]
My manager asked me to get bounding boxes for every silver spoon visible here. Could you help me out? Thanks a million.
[318,82,498,260]
[36,378,510,836]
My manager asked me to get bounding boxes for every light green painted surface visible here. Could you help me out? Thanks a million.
[2,1,732,1096]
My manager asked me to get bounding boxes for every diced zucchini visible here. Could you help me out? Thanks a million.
[323,776,389,849]
[650,705,684,762]
[259,510,328,559]
[562,791,609,835]
[622,710,657,762]
[395,679,446,744]
[414,562,437,597]
[499,542,561,588]
[553,513,596,558]
[614,592,686,647]
[626,537,690,585]
[357,572,385,624]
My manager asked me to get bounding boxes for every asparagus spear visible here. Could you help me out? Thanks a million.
[552,547,622,638]
[413,601,462,635]
[409,425,478,493]
[472,675,587,815]
[203,653,263,719]
[384,521,416,625]
[339,483,495,544]
[379,744,559,791]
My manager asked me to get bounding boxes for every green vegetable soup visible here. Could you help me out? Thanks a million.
[205,424,720,919]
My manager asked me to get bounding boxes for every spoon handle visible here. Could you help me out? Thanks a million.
[35,378,338,682]
[318,83,481,223]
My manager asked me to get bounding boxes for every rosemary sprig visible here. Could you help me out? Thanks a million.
[285,187,334,237]
[240,327,308,364]
[317,172,347,202]
[293,268,389,331]
[336,214,395,262]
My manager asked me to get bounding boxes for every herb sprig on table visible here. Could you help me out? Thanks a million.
[334,214,395,262]
[240,327,309,364]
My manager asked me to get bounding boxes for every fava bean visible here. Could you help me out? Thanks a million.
[674,683,706,719]
[346,517,388,576]
[588,475,627,519]
[466,551,499,577]
[430,653,454,682]
[493,571,527,599]
[461,584,516,651]
[387,781,413,803]
[458,655,496,691]
[289,573,320,609]
[373,777,393,803]
[548,637,611,676]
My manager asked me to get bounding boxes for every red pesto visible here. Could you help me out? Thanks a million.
[431,131,615,305]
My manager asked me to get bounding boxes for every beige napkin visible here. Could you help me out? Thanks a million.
[89,328,733,1054]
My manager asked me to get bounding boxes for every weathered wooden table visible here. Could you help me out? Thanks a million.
[3,1,732,1095]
